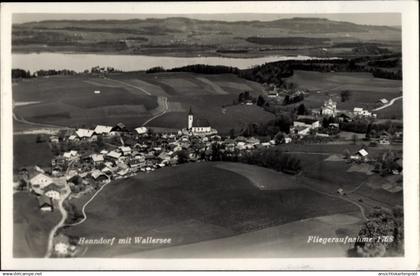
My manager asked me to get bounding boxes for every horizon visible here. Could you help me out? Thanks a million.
[13,13,401,27]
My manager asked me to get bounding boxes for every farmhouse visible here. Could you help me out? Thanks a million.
[30,173,53,190]
[353,107,375,118]
[37,195,53,212]
[91,154,104,163]
[94,125,113,135]
[76,128,94,139]
[112,122,127,132]
[135,127,148,135]
[293,117,320,129]
[43,183,62,200]
[320,98,337,117]
[378,98,388,105]
[350,149,369,161]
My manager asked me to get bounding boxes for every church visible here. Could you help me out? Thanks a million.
[187,107,217,135]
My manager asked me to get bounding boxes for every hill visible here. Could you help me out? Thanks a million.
[12,17,401,57]
[62,162,358,257]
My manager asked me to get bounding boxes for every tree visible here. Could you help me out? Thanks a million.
[176,149,189,164]
[297,103,307,115]
[36,134,45,143]
[340,90,351,102]
[352,134,358,145]
[256,95,265,107]
[282,95,290,105]
[351,206,404,257]
[229,128,235,139]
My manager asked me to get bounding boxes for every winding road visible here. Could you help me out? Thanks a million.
[65,178,112,227]
[372,96,402,111]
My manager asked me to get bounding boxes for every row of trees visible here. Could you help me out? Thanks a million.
[239,147,302,174]
[12,68,77,79]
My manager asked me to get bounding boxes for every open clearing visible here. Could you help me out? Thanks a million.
[13,134,54,172]
[13,72,272,132]
[63,162,357,257]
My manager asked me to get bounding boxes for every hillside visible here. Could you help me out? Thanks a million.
[12,17,401,57]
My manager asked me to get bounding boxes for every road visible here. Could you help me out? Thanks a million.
[142,96,169,126]
[372,96,402,111]
[44,160,75,258]
[65,178,113,227]
[103,77,151,96]
[103,76,169,127]
[44,185,71,258]
[299,176,368,221]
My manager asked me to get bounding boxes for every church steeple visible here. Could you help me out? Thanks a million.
[187,107,194,130]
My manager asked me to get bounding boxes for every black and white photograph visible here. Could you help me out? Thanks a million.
[1,1,418,271]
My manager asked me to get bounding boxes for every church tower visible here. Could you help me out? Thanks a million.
[187,107,194,130]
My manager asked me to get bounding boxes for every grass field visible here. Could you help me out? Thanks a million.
[120,212,363,258]
[13,134,54,172]
[63,162,357,257]
[13,72,272,132]
[285,71,402,119]
[277,143,403,208]
[14,192,60,257]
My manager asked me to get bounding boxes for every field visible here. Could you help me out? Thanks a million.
[14,192,60,257]
[285,70,402,119]
[278,143,403,208]
[13,134,54,172]
[13,72,274,133]
[63,162,358,257]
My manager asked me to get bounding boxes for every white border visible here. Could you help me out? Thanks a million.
[1,1,419,270]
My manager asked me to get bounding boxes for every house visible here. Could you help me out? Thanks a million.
[68,135,78,142]
[90,170,108,182]
[267,91,278,98]
[106,151,122,160]
[379,131,391,145]
[37,195,53,212]
[378,98,388,105]
[294,117,320,129]
[30,173,53,190]
[353,107,374,117]
[293,125,311,136]
[135,127,148,135]
[94,125,113,135]
[75,129,94,139]
[91,154,104,163]
[112,122,127,132]
[320,98,337,117]
[350,149,369,161]
[43,183,62,200]
[63,150,78,160]
[284,137,292,144]
[119,146,132,156]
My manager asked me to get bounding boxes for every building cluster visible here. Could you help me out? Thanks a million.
[22,116,280,213]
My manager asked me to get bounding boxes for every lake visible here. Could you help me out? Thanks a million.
[13,53,337,72]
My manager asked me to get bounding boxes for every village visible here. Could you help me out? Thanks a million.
[13,87,403,257]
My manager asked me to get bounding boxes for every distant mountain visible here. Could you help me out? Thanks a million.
[12,17,401,56]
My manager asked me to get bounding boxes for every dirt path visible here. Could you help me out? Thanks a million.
[103,77,151,96]
[299,177,368,221]
[64,179,113,227]
[44,186,71,258]
[372,96,402,111]
[142,97,168,126]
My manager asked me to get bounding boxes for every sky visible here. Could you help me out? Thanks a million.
[13,13,401,26]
